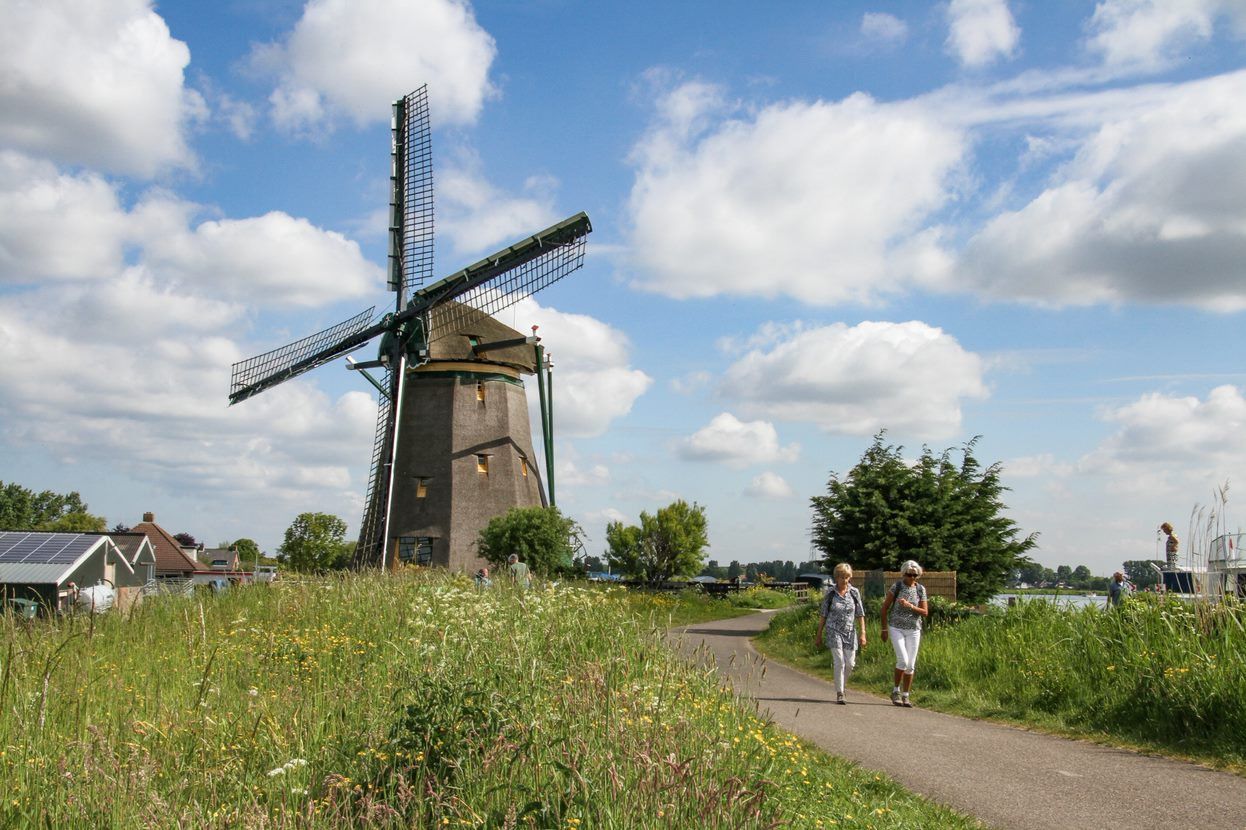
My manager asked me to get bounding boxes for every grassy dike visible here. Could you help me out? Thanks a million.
[1,572,982,828]
[754,595,1246,773]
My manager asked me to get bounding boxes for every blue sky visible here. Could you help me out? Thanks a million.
[3,0,1245,576]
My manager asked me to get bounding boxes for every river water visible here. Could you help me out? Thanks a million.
[990,592,1104,609]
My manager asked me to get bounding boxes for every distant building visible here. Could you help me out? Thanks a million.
[0,531,146,614]
[129,512,200,579]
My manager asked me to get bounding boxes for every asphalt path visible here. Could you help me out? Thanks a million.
[672,611,1246,830]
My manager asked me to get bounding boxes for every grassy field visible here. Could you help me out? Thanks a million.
[755,594,1246,773]
[1,572,980,828]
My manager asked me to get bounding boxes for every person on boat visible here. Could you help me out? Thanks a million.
[815,563,866,705]
[881,560,928,708]
[1161,522,1179,569]
[1106,571,1133,608]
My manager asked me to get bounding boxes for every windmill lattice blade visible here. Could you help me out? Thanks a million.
[425,216,589,343]
[229,306,377,405]
[394,86,433,294]
[355,367,396,568]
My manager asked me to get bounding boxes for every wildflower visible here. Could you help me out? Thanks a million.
[267,768,286,777]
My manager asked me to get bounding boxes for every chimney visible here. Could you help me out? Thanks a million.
[143,512,154,523]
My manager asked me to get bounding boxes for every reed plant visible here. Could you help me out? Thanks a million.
[757,594,1246,770]
[1,572,977,828]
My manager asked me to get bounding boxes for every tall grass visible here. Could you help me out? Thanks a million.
[757,595,1246,770]
[1,572,977,828]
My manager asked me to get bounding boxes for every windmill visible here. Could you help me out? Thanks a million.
[228,86,591,571]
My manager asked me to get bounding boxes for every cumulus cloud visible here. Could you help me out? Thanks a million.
[955,71,1246,310]
[507,298,652,438]
[0,0,196,175]
[1086,0,1245,70]
[861,12,909,45]
[745,471,796,499]
[132,197,381,306]
[678,413,800,467]
[0,281,376,508]
[626,82,965,305]
[721,321,988,439]
[1080,385,1246,485]
[945,0,1021,67]
[255,0,496,132]
[438,149,560,256]
[0,153,129,282]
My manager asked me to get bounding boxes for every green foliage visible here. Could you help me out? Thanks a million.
[277,512,352,571]
[230,538,262,565]
[0,571,979,827]
[606,499,709,585]
[1123,559,1163,589]
[810,433,1037,603]
[476,506,584,577]
[0,481,105,531]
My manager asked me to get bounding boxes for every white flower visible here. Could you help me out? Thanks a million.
[267,767,285,777]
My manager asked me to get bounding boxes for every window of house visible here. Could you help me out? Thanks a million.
[476,454,490,475]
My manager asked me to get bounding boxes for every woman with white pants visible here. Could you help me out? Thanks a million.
[880,560,928,708]
[815,563,866,704]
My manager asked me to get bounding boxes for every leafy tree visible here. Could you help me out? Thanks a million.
[810,433,1037,604]
[1123,559,1163,589]
[1055,565,1073,584]
[476,506,584,578]
[0,481,104,531]
[277,513,352,571]
[605,500,709,585]
[112,522,131,533]
[174,532,198,548]
[1071,565,1092,587]
[726,560,742,580]
[231,538,262,567]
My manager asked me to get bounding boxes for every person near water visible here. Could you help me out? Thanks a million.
[1161,522,1179,569]
[880,559,928,708]
[1106,570,1133,608]
[815,563,867,705]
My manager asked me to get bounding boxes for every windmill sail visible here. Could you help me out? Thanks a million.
[229,306,378,405]
[355,364,397,567]
[422,212,591,342]
[392,86,434,296]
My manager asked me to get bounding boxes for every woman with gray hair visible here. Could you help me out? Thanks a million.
[880,559,928,707]
[815,563,866,705]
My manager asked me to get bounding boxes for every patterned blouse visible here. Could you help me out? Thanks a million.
[887,580,927,631]
[819,586,864,647]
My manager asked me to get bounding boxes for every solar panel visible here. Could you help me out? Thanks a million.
[0,532,101,565]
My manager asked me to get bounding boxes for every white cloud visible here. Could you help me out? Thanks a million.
[508,298,652,438]
[0,281,376,508]
[722,321,988,439]
[0,153,128,282]
[0,0,196,175]
[946,0,1021,67]
[678,413,800,467]
[745,471,796,499]
[861,12,909,45]
[1080,385,1246,487]
[438,150,559,256]
[256,0,496,132]
[1086,0,1244,70]
[133,197,382,307]
[627,83,965,305]
[955,71,1246,310]
[1005,453,1075,479]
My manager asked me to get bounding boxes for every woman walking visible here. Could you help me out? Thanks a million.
[815,563,866,705]
[880,560,928,708]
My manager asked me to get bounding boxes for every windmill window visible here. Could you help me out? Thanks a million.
[519,456,528,478]
[397,536,417,563]
[476,454,490,475]
[415,477,430,498]
[416,537,434,566]
[476,381,486,402]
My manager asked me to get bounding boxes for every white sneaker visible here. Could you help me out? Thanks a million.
[891,690,902,706]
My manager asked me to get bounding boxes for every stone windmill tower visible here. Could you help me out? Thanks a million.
[228,86,590,572]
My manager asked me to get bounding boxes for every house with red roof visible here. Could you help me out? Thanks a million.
[129,512,200,579]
